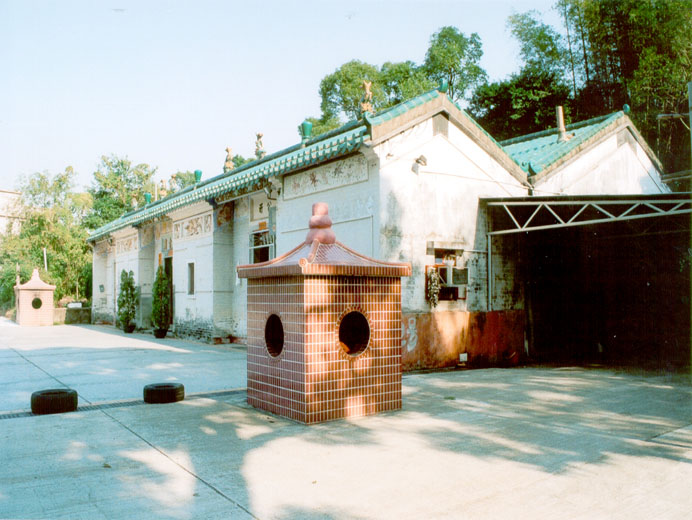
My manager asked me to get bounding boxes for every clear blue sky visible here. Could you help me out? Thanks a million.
[0,0,560,193]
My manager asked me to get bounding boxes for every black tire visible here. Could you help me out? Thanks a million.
[31,388,78,415]
[143,383,184,404]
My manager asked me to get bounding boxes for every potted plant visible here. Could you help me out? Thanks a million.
[151,265,171,338]
[117,269,138,333]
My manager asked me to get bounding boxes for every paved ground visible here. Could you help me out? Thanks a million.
[0,318,246,411]
[1,320,692,519]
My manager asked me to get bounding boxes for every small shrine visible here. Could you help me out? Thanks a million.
[237,202,411,423]
[15,268,56,326]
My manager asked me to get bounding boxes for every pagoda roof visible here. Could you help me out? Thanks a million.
[15,269,55,291]
[237,202,410,278]
[237,240,411,278]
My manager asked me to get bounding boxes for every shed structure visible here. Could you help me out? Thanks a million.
[15,269,55,326]
[237,203,411,423]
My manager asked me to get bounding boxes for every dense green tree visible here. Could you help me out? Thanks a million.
[233,154,253,169]
[303,61,433,138]
[169,171,197,191]
[468,11,570,140]
[381,61,435,106]
[482,1,692,172]
[300,115,342,139]
[469,70,571,140]
[117,269,138,330]
[319,60,386,121]
[307,27,487,131]
[0,263,32,312]
[20,168,75,209]
[423,26,486,103]
[150,265,171,333]
[555,0,692,172]
[508,11,567,79]
[83,155,157,230]
[0,168,92,308]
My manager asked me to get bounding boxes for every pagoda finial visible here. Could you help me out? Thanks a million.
[224,147,234,173]
[255,133,266,159]
[360,80,374,115]
[305,202,336,244]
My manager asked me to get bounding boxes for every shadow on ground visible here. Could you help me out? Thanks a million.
[103,366,692,518]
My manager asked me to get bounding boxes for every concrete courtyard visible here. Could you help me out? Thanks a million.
[1,319,692,519]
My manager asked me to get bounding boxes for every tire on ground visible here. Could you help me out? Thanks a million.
[31,388,78,415]
[143,383,185,404]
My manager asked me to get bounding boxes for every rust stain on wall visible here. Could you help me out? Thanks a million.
[402,310,524,370]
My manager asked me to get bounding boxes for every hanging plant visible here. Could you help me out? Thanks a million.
[427,267,441,308]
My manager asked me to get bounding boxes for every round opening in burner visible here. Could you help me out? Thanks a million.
[265,314,285,357]
[339,311,370,356]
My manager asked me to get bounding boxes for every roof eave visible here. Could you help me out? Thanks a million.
[87,126,368,242]
[528,114,664,185]
[368,94,528,186]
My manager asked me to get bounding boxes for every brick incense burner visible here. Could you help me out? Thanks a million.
[237,203,411,423]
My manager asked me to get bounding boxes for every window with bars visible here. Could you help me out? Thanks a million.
[249,228,275,264]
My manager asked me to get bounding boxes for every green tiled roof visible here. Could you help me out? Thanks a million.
[365,89,441,125]
[501,112,624,176]
[367,87,506,150]
[88,84,469,243]
[88,124,368,242]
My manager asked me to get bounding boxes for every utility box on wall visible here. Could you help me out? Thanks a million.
[15,269,56,326]
[237,203,411,424]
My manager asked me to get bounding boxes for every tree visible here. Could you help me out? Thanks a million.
[469,70,571,141]
[555,0,692,172]
[507,11,567,78]
[486,2,691,171]
[423,26,487,103]
[233,154,253,169]
[20,168,75,209]
[304,115,342,138]
[468,10,571,140]
[117,269,138,331]
[381,61,435,106]
[0,264,31,312]
[319,60,386,121]
[302,60,434,139]
[150,265,171,336]
[169,171,197,191]
[0,168,92,307]
[83,155,157,230]
[308,27,487,131]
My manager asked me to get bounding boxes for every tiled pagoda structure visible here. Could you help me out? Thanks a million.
[237,203,411,423]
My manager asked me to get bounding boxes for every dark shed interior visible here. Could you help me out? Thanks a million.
[487,195,691,369]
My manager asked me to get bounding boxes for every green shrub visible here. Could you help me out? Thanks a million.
[116,270,138,329]
[151,265,171,330]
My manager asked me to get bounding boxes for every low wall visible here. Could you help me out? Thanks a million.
[53,307,92,325]
[401,310,525,371]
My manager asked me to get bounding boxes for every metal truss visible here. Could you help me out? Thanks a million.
[485,196,692,235]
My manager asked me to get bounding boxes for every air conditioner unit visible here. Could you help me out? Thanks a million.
[431,265,468,301]
[438,266,468,286]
